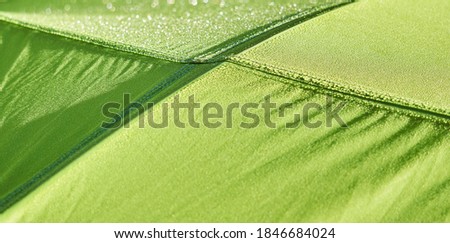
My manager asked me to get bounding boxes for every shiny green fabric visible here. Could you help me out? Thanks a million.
[0,0,349,62]
[1,0,449,222]
[0,22,212,211]
[1,62,448,222]
[235,0,450,118]
[0,0,348,213]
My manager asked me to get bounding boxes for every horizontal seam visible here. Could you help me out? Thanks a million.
[228,58,450,126]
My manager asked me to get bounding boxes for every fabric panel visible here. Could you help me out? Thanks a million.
[1,62,448,222]
[235,0,450,117]
[0,22,191,210]
[0,0,350,62]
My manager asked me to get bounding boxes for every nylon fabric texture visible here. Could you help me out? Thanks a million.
[234,0,450,120]
[0,22,213,211]
[0,0,449,222]
[1,63,448,222]
[0,0,350,62]
[0,0,352,213]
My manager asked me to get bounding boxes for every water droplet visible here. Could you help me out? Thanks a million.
[189,0,198,6]
[64,4,71,12]
[3,0,329,61]
[151,0,159,8]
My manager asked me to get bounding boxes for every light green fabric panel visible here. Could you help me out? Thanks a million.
[234,0,450,118]
[0,0,350,62]
[0,22,196,211]
[1,62,448,222]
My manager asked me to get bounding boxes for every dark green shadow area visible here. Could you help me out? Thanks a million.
[0,22,215,211]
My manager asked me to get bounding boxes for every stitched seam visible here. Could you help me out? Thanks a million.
[194,1,352,62]
[229,58,450,125]
[0,1,352,64]
[0,64,197,212]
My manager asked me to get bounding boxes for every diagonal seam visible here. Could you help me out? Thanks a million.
[0,63,216,213]
[0,1,354,64]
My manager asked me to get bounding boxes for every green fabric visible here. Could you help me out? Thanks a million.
[1,62,448,222]
[0,0,352,213]
[234,0,450,118]
[0,22,214,211]
[1,0,449,222]
[0,0,349,62]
